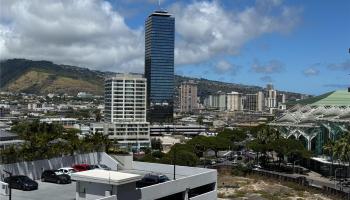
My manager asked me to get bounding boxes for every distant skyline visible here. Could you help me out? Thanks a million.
[0,0,349,95]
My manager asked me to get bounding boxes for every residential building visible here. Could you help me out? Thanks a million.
[180,81,198,113]
[145,10,175,123]
[99,74,150,149]
[215,92,227,111]
[226,92,242,111]
[265,84,277,109]
[104,74,147,123]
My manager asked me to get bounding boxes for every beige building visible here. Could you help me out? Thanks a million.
[180,81,198,113]
[226,92,243,111]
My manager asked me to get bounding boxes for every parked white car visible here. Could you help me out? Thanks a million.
[57,167,76,176]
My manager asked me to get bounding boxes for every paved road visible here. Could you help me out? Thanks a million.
[254,168,350,193]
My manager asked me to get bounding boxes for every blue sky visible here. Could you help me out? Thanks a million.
[1,0,349,95]
[119,0,350,95]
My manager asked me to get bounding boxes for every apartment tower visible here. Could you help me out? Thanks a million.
[180,81,198,113]
[94,74,150,149]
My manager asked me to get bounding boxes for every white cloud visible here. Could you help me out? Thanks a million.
[214,60,240,75]
[303,63,320,76]
[0,0,302,73]
[252,59,284,74]
[171,1,301,65]
[0,0,144,72]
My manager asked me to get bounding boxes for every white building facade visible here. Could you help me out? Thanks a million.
[226,92,242,111]
[95,74,150,149]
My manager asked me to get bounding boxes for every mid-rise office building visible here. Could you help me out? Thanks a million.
[145,10,175,123]
[243,91,264,112]
[180,81,198,113]
[100,74,150,149]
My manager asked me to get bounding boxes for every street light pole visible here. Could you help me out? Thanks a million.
[335,168,342,190]
[173,144,176,180]
[293,160,300,174]
[3,170,12,200]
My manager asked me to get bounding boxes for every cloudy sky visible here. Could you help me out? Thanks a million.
[0,0,349,95]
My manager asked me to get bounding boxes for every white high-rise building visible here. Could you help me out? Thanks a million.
[104,74,147,122]
[265,84,277,109]
[92,74,150,149]
[213,92,227,111]
[226,92,242,111]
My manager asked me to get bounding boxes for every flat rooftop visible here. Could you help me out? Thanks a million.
[71,169,142,185]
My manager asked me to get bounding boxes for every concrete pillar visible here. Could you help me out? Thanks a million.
[75,182,80,200]
[307,137,312,151]
[184,188,189,200]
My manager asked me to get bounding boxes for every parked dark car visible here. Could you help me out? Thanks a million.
[136,174,170,188]
[41,170,71,184]
[72,164,90,172]
[4,175,38,191]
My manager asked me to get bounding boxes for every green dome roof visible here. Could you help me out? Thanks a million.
[311,90,350,106]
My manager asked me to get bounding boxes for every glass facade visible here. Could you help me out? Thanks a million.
[145,11,175,122]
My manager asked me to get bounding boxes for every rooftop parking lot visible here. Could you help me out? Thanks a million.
[5,181,76,200]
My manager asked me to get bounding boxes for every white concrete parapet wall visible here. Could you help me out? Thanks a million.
[0,181,9,196]
[190,191,217,200]
[96,195,117,200]
[0,152,107,180]
[133,162,217,200]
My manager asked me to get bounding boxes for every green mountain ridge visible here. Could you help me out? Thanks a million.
[0,59,306,100]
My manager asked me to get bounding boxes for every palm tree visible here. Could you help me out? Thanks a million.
[324,140,336,176]
[333,132,350,177]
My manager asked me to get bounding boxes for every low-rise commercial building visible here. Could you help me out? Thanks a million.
[90,122,150,149]
[150,124,207,137]
[39,117,78,127]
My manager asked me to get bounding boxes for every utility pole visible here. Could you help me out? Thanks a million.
[335,168,342,190]
[173,144,176,180]
[3,170,12,200]
[173,123,176,180]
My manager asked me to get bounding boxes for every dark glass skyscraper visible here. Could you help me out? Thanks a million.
[145,11,175,123]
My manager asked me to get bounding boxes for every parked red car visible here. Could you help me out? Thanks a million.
[72,164,90,172]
